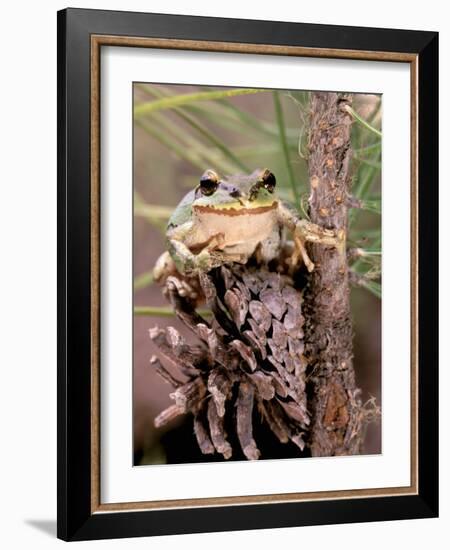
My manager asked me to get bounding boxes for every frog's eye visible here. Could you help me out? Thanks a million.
[261,170,276,193]
[199,170,219,196]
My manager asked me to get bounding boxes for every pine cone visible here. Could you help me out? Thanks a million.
[149,261,309,460]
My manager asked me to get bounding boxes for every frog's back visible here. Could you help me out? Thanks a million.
[167,189,196,230]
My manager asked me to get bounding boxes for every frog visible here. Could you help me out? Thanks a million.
[153,168,343,281]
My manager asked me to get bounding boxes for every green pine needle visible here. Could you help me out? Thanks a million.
[134,306,212,317]
[273,91,299,205]
[345,105,382,138]
[134,271,154,290]
[134,88,265,117]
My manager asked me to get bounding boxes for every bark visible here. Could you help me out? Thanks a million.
[304,92,363,456]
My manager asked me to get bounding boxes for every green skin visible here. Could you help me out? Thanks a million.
[155,169,342,278]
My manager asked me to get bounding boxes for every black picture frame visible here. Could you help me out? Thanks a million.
[57,7,438,541]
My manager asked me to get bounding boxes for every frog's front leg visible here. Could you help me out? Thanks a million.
[168,236,223,274]
[277,201,344,272]
[168,217,239,275]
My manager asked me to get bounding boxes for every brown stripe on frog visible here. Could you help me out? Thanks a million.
[193,202,278,216]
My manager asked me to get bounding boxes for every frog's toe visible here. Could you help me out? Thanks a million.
[208,251,229,269]
[189,250,215,272]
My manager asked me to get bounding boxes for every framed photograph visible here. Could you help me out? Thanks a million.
[57,8,438,541]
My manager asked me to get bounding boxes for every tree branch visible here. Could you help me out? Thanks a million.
[304,92,364,456]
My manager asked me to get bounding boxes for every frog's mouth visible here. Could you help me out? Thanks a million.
[193,201,278,216]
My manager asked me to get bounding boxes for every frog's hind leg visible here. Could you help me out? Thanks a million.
[168,238,199,274]
[153,251,176,283]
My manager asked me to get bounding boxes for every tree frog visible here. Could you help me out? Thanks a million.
[154,169,342,280]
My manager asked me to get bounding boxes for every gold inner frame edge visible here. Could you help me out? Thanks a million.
[90,34,419,514]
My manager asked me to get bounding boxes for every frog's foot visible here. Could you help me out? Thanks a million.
[168,235,225,275]
[292,236,315,272]
[189,234,247,273]
[193,249,222,272]
[189,249,246,274]
[293,221,346,272]
[164,275,198,300]
[295,220,339,246]
[153,251,177,283]
[153,252,201,302]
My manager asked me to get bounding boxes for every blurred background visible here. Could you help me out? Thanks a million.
[133,84,382,465]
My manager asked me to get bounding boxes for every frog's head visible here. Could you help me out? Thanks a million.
[192,169,277,214]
